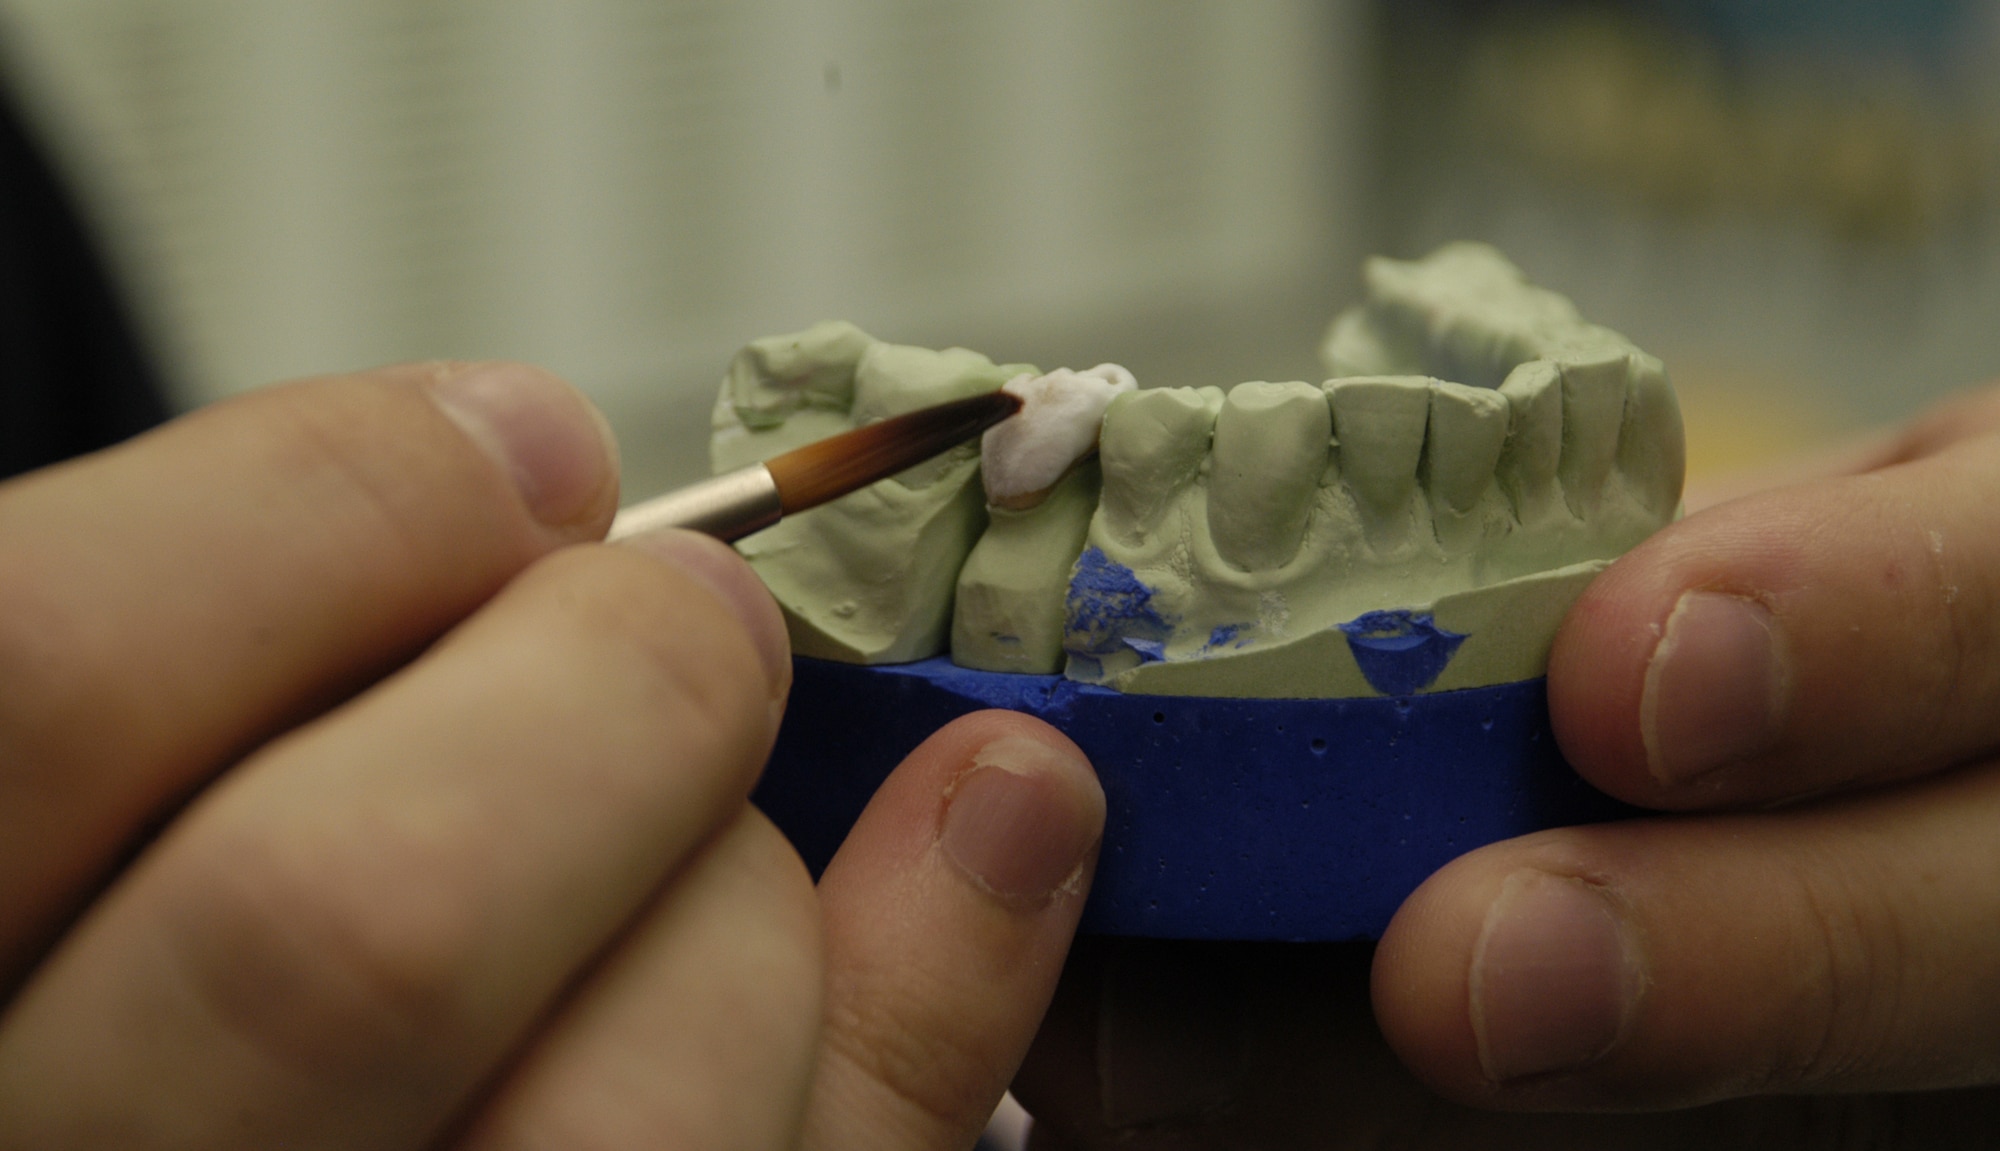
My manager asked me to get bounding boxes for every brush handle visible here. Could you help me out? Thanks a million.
[608,464,782,543]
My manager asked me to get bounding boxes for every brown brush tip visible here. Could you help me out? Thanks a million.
[764,389,1024,514]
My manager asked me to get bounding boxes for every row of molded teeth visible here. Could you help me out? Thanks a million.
[1093,350,1681,593]
[710,246,1683,689]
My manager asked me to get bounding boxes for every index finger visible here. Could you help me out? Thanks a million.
[0,361,616,986]
[1551,386,2000,809]
[1681,381,2000,513]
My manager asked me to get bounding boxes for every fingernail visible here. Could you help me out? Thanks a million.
[1641,591,1786,785]
[430,362,618,526]
[620,528,791,697]
[1470,870,1641,1083]
[940,735,1105,902]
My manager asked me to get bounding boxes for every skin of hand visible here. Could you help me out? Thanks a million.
[1013,383,2000,1149]
[0,360,1107,1151]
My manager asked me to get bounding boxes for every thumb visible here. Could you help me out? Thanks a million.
[801,711,1105,1150]
[1372,759,2000,1110]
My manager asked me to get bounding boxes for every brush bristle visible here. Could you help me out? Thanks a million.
[764,390,1024,514]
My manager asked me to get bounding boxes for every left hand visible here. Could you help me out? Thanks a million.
[1015,384,2000,1148]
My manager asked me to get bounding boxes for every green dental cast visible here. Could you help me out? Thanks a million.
[710,244,1684,698]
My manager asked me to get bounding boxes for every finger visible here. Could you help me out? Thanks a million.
[1681,428,1898,514]
[0,535,786,1149]
[1873,380,2000,468]
[1374,757,2000,1110]
[452,808,821,1151]
[1550,430,2000,809]
[1682,382,2000,513]
[801,711,1105,1151]
[1014,943,2000,1150]
[0,361,618,984]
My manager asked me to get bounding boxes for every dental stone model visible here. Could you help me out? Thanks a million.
[711,242,1684,700]
[711,321,1035,663]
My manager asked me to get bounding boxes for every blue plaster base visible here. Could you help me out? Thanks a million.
[753,657,1640,941]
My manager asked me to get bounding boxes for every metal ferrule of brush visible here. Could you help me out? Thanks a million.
[608,464,782,543]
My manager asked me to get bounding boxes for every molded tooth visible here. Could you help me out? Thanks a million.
[1328,376,1431,528]
[726,320,874,429]
[1098,386,1221,546]
[1556,352,1630,518]
[1208,381,1331,572]
[1618,352,1686,521]
[853,343,1034,423]
[715,331,1029,665]
[1424,381,1511,515]
[1496,360,1563,523]
[952,461,1102,674]
[851,343,1038,490]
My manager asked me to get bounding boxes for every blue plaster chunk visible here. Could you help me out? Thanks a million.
[1064,547,1174,658]
[1123,638,1166,663]
[1337,610,1468,697]
[1206,624,1244,650]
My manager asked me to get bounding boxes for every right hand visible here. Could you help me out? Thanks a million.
[0,361,1106,1149]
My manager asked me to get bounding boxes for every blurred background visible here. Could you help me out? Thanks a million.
[3,0,1998,496]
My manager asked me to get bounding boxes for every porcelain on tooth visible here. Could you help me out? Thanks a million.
[711,321,1036,663]
[1066,242,1683,697]
[980,366,1136,510]
[952,365,1137,673]
[709,242,1683,699]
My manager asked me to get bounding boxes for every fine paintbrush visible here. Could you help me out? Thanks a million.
[607,389,1024,543]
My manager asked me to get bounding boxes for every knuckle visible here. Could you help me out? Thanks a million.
[1774,858,1906,1089]
[162,820,483,1082]
[520,546,774,773]
[1875,472,1996,771]
[242,379,492,566]
[0,558,106,773]
[0,370,530,780]
[1799,486,1986,785]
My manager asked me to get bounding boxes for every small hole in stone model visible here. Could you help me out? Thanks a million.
[1152,711,1166,724]
[1310,737,1328,755]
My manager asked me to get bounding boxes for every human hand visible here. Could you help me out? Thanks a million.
[0,361,1107,1149]
[1014,383,2000,1147]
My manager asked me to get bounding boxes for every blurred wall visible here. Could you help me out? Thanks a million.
[1371,0,2000,471]
[0,1,1372,492]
